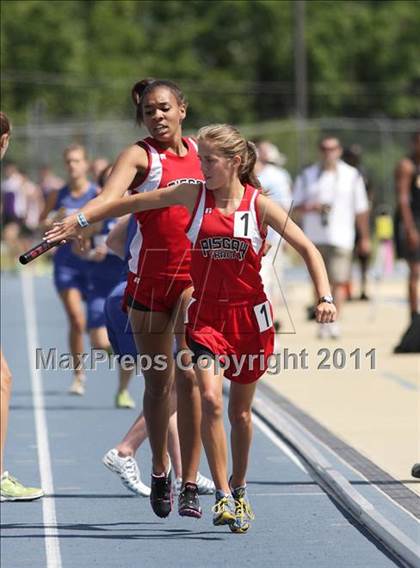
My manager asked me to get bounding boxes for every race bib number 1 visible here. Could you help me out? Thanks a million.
[253,300,273,332]
[234,211,251,238]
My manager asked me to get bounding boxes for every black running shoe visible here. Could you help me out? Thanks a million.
[178,482,202,518]
[411,463,420,479]
[150,465,173,518]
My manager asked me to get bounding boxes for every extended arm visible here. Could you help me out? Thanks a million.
[257,194,335,322]
[45,182,199,243]
[43,144,146,242]
[81,183,196,224]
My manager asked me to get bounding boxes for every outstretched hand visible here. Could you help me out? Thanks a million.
[44,213,82,243]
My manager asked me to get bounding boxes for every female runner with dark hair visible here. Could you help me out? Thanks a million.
[48,79,205,519]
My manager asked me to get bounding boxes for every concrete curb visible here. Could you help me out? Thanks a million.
[252,386,420,568]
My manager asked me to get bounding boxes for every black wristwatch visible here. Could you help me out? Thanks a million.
[318,295,334,304]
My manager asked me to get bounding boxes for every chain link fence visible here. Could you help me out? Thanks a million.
[5,116,420,209]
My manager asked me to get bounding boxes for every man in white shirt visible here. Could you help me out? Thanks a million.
[293,136,371,337]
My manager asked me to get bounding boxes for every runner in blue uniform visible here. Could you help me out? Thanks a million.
[86,215,124,350]
[41,144,98,395]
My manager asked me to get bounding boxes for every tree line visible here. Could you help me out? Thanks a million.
[1,0,419,126]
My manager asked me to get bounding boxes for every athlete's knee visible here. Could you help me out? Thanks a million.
[201,390,223,419]
[144,377,172,401]
[176,367,197,393]
[228,407,252,428]
[89,329,110,351]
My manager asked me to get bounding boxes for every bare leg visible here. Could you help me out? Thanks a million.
[113,371,180,476]
[332,282,347,317]
[0,351,12,475]
[129,308,173,475]
[195,362,229,493]
[168,410,182,479]
[228,381,257,488]
[58,288,86,380]
[2,223,22,269]
[117,366,133,394]
[89,326,111,351]
[408,261,420,315]
[116,409,148,457]
[173,287,202,485]
[359,254,369,297]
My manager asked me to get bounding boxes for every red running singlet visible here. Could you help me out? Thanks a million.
[185,184,275,383]
[125,137,203,312]
[128,136,203,281]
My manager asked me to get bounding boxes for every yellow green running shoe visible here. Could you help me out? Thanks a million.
[212,494,236,526]
[115,390,135,409]
[0,472,44,501]
[229,486,255,534]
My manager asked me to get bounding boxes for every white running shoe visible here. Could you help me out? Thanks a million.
[317,323,330,340]
[329,321,341,339]
[317,322,340,340]
[68,376,85,396]
[196,471,215,495]
[102,448,151,497]
[175,472,215,495]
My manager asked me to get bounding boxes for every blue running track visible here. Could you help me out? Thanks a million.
[1,273,401,568]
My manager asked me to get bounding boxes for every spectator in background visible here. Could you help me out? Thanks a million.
[393,134,420,477]
[255,140,292,331]
[293,136,371,339]
[394,132,420,321]
[1,161,27,266]
[1,161,26,224]
[342,144,373,301]
[91,157,110,184]
[20,169,44,237]
[38,164,64,199]
[1,162,44,266]
[254,140,292,210]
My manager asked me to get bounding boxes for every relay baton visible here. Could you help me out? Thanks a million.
[19,240,62,265]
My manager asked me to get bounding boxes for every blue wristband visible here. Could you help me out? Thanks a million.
[77,212,89,228]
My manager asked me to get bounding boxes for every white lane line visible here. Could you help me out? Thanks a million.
[252,413,307,473]
[21,272,62,568]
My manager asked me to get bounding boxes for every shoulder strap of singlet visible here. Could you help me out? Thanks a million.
[249,188,266,253]
[127,140,151,192]
[129,139,163,193]
[186,183,206,245]
[250,188,264,231]
[187,137,198,152]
